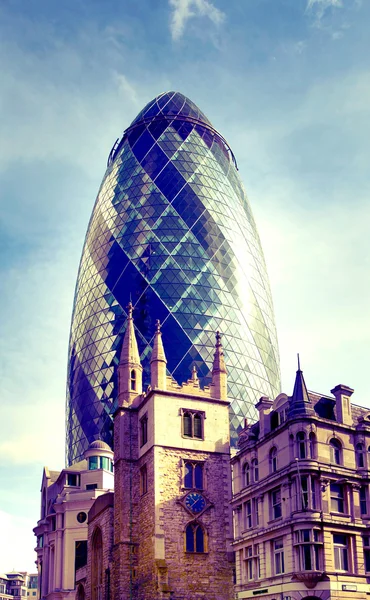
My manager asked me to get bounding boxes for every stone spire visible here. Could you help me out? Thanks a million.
[210,331,227,401]
[288,354,314,417]
[150,319,167,390]
[117,302,143,406]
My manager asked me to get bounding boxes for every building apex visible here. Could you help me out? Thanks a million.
[150,319,167,365]
[288,356,314,417]
[212,331,227,374]
[120,302,141,366]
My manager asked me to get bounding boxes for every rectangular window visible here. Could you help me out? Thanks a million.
[296,475,317,511]
[244,500,252,529]
[271,488,282,520]
[181,409,205,440]
[363,536,370,572]
[67,473,79,486]
[330,483,345,513]
[360,485,368,515]
[86,483,98,490]
[140,414,148,447]
[273,538,285,574]
[75,540,88,573]
[140,464,148,496]
[100,456,110,470]
[333,534,349,571]
[243,545,260,581]
[295,529,321,571]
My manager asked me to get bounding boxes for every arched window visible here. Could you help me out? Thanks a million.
[184,462,204,489]
[252,458,259,482]
[130,369,136,391]
[91,528,103,600]
[270,447,278,473]
[182,410,204,439]
[185,522,205,553]
[76,584,85,600]
[296,432,306,459]
[330,439,342,465]
[243,462,250,487]
[356,443,365,468]
[309,432,316,459]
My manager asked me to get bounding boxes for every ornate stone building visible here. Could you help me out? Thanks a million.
[84,304,234,600]
[231,361,370,600]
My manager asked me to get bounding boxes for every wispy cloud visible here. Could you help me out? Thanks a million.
[169,0,225,40]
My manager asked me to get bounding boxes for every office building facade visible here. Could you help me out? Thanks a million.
[66,91,280,464]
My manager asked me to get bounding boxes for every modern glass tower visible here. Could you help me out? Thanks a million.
[66,91,280,465]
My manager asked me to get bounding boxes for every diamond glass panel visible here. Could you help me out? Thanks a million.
[66,91,281,465]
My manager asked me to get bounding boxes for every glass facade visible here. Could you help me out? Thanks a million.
[66,91,280,465]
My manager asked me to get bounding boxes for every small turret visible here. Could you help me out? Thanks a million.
[288,355,314,418]
[210,331,227,401]
[117,302,143,406]
[150,320,167,390]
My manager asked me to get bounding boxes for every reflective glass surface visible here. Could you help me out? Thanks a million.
[66,91,280,465]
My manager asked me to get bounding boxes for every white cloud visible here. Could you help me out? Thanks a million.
[169,0,225,40]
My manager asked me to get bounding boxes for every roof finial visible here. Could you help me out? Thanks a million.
[297,352,301,371]
[191,364,198,382]
[127,301,133,319]
[212,331,226,374]
[156,319,161,333]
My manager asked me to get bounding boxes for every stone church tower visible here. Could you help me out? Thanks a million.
[110,304,234,599]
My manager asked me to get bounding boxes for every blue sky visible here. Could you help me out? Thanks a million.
[1,0,369,572]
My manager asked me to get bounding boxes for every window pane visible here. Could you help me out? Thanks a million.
[184,463,193,488]
[195,525,204,552]
[183,413,192,437]
[89,456,98,470]
[194,464,203,489]
[186,524,194,552]
[194,414,202,438]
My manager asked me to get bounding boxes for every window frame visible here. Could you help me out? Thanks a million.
[185,521,206,553]
[330,482,346,514]
[181,409,205,440]
[273,537,285,575]
[140,464,148,496]
[140,414,148,448]
[183,460,204,490]
[270,487,282,520]
[333,534,350,572]
[294,529,322,571]
[329,438,342,465]
[269,447,278,473]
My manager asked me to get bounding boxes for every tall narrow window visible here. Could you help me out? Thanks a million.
[297,475,317,511]
[243,462,250,487]
[356,443,365,468]
[273,538,285,574]
[91,528,103,600]
[271,488,282,519]
[297,432,306,459]
[194,414,202,438]
[270,447,278,473]
[363,536,370,572]
[333,534,349,571]
[252,458,259,482]
[140,464,148,496]
[294,529,321,571]
[309,432,316,459]
[140,415,148,447]
[330,439,342,465]
[360,485,368,515]
[130,369,136,391]
[330,482,345,513]
[185,522,205,553]
[244,500,252,529]
[183,412,192,437]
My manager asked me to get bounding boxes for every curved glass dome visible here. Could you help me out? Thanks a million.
[66,91,281,465]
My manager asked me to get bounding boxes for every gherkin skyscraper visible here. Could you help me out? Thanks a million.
[66,91,280,465]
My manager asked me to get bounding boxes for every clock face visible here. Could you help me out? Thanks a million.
[185,492,206,513]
